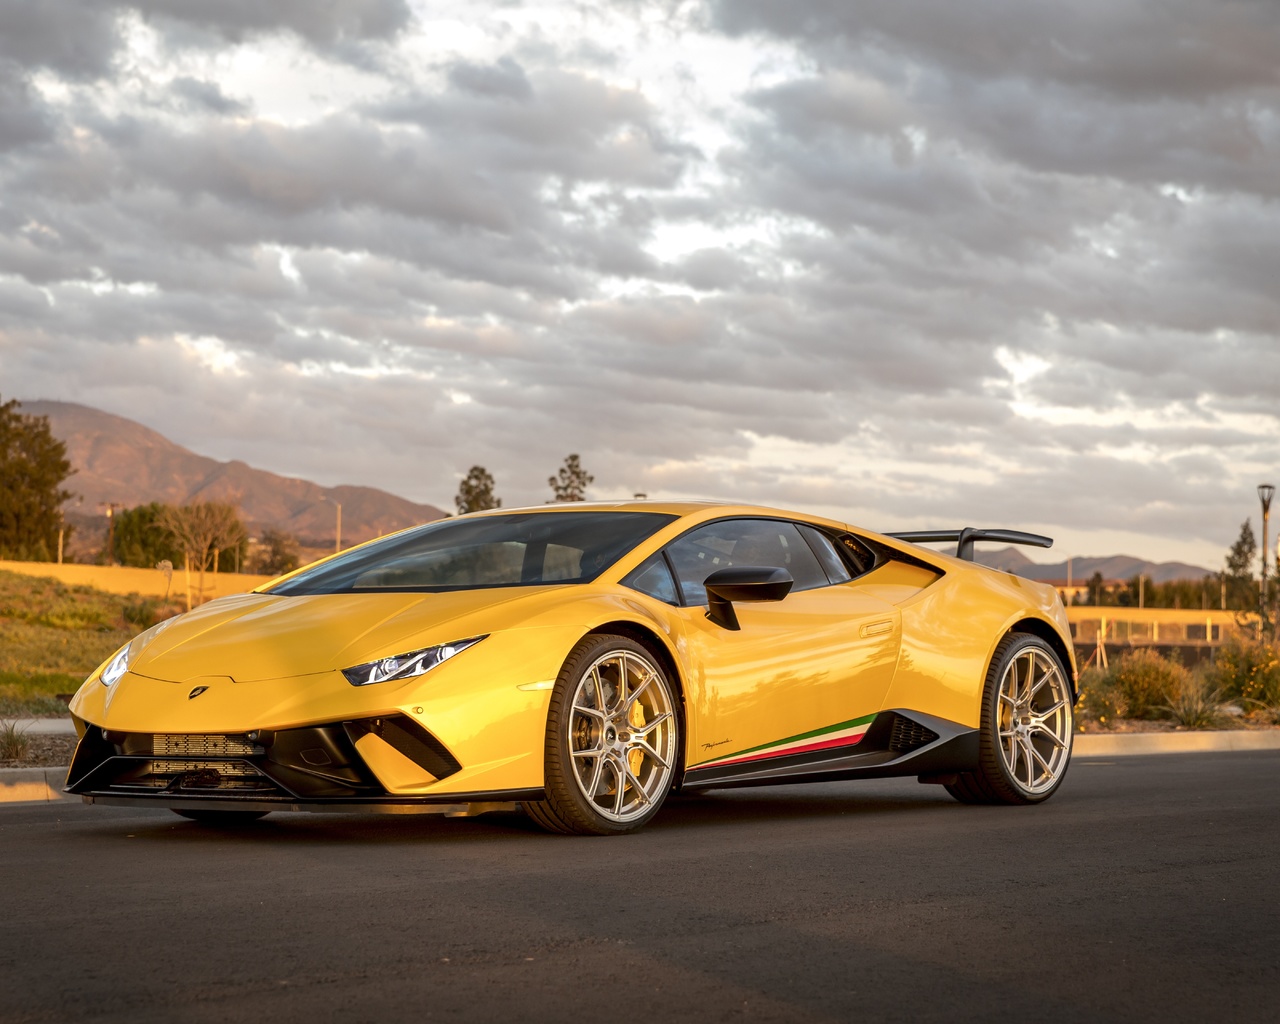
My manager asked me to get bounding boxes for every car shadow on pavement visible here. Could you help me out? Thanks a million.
[76,780,972,846]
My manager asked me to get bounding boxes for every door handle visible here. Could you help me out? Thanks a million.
[859,620,894,639]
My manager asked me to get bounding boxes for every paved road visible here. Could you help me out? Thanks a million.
[3,753,1278,1023]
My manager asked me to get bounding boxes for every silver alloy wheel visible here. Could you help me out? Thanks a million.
[997,646,1073,794]
[567,649,677,823]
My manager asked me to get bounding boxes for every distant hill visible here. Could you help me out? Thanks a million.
[976,546,1213,584]
[21,400,447,553]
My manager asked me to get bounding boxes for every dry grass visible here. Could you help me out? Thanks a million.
[0,720,31,760]
[0,570,182,717]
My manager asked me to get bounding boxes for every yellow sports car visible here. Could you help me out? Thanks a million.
[66,501,1076,834]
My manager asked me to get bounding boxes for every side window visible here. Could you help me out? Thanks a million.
[622,553,680,605]
[665,519,830,606]
[797,525,853,584]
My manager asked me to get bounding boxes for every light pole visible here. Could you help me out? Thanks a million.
[1260,484,1275,627]
[320,496,342,554]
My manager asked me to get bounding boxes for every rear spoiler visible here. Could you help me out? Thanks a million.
[886,529,1053,563]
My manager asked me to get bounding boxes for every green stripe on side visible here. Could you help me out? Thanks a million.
[716,712,878,762]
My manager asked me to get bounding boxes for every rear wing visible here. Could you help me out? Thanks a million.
[886,528,1053,563]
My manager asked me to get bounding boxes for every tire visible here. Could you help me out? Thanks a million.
[171,810,269,824]
[523,634,680,836]
[946,632,1074,806]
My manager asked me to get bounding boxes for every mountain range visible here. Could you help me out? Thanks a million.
[21,400,447,554]
[20,399,1216,580]
[975,545,1213,585]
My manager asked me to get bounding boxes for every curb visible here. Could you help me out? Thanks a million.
[1074,730,1280,757]
[2,718,76,736]
[0,767,74,805]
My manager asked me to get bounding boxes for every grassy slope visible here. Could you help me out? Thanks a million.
[0,570,181,716]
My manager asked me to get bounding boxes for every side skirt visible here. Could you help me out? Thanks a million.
[681,709,978,791]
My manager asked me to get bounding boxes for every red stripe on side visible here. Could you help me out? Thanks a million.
[706,730,867,770]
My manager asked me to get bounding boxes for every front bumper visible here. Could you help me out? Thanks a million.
[64,714,543,811]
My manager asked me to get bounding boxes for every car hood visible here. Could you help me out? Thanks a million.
[128,587,563,684]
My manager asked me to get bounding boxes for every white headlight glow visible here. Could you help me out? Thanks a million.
[342,636,486,687]
[98,616,179,687]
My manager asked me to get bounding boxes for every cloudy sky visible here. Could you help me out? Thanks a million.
[2,0,1278,568]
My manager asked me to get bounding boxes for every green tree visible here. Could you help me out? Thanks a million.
[1088,571,1106,606]
[109,502,184,568]
[456,465,501,514]
[1226,519,1257,611]
[548,454,593,502]
[0,397,75,561]
[251,528,301,576]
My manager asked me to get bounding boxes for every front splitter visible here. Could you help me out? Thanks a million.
[80,788,543,816]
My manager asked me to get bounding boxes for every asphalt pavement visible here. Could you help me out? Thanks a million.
[3,752,1278,1023]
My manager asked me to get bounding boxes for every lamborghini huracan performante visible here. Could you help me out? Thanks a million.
[66,502,1077,835]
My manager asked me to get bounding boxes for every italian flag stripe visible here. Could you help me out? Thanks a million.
[696,713,877,770]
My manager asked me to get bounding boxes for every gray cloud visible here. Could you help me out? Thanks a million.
[129,0,412,47]
[0,0,122,78]
[0,0,1276,564]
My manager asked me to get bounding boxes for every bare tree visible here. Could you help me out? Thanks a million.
[157,503,246,609]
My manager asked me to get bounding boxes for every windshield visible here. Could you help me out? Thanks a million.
[267,511,676,595]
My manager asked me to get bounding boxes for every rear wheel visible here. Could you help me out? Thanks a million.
[171,810,269,824]
[523,635,680,836]
[946,633,1073,805]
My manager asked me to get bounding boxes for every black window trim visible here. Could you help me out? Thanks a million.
[652,515,868,608]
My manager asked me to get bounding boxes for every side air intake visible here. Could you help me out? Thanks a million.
[887,714,940,754]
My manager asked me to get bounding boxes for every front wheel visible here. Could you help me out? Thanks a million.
[946,633,1074,805]
[523,635,680,835]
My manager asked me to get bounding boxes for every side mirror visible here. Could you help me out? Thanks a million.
[703,566,794,630]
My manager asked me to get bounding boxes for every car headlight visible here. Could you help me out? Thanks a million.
[342,635,486,687]
[100,617,180,687]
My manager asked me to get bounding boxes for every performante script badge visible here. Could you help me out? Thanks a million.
[188,686,209,700]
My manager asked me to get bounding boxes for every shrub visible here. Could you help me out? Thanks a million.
[1159,672,1227,729]
[122,598,160,628]
[1110,649,1191,720]
[1209,637,1280,708]
[1075,666,1127,728]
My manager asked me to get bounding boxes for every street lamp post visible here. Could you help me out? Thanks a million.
[1260,484,1275,627]
[320,496,342,554]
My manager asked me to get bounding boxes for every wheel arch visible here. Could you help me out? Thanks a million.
[584,619,689,784]
[1005,617,1077,699]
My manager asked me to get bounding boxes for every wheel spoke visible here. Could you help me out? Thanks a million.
[621,758,650,805]
[1021,737,1037,786]
[631,739,670,769]
[613,659,628,712]
[1022,652,1039,702]
[572,704,606,721]
[1028,656,1051,700]
[612,760,627,815]
[1029,742,1054,778]
[626,671,655,709]
[584,756,604,799]
[572,745,604,758]
[591,667,606,715]
[631,711,671,736]
[1030,724,1068,750]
